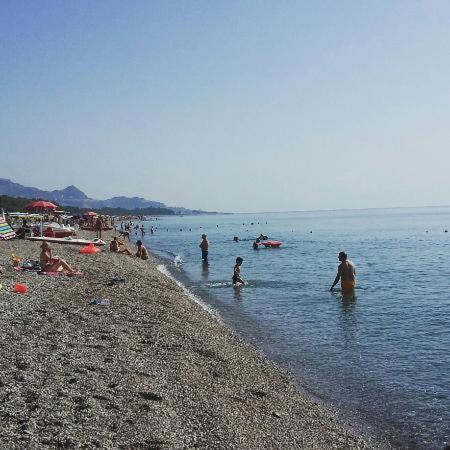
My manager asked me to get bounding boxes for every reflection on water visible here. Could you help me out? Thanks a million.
[201,260,209,279]
[336,290,359,345]
[233,285,244,302]
[341,290,357,311]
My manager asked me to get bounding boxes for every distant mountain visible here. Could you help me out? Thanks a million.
[0,178,216,214]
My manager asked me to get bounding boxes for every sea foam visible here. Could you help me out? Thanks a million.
[157,264,221,323]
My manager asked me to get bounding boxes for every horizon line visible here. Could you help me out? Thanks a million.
[228,204,450,215]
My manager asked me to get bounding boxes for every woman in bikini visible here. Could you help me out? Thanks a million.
[40,242,75,273]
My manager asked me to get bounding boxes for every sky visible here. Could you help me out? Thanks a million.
[1,1,450,213]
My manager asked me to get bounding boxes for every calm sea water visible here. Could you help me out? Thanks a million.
[139,208,449,448]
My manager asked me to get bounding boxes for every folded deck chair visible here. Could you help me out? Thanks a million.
[0,221,16,240]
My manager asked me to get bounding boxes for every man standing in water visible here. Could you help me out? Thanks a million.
[330,251,356,291]
[199,234,209,262]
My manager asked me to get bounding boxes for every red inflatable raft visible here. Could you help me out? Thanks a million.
[262,240,282,248]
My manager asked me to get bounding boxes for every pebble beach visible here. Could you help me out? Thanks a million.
[0,231,373,449]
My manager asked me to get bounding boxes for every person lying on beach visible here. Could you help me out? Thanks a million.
[135,240,149,260]
[199,234,209,261]
[110,237,132,256]
[330,251,356,291]
[232,257,246,285]
[39,242,75,273]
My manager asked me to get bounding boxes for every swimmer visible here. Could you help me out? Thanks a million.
[233,236,239,242]
[232,257,246,285]
[330,251,356,291]
[253,238,260,250]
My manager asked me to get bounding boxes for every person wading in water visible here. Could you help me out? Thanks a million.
[330,251,356,291]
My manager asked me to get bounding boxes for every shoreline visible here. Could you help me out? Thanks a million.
[0,231,373,448]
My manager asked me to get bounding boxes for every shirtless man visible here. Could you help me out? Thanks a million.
[232,257,246,286]
[330,251,356,291]
[135,240,149,260]
[199,234,209,261]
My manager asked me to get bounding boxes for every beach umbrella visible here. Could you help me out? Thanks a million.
[83,211,98,217]
[25,200,58,211]
[24,201,58,237]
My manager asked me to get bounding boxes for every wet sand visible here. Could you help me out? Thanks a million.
[0,231,373,448]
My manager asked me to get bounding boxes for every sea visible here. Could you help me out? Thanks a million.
[136,207,449,449]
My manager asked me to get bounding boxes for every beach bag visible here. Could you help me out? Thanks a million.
[22,260,41,271]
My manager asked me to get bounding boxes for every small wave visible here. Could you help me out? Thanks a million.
[157,264,221,322]
[206,281,234,288]
[174,255,183,266]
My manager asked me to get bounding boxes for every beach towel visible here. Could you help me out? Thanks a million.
[0,221,16,240]
[38,270,83,277]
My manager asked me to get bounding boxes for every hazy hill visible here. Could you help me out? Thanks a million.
[0,178,215,215]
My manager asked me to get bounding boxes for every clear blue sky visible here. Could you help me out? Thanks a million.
[1,1,449,212]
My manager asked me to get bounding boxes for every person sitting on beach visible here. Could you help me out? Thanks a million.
[330,251,356,291]
[39,242,75,273]
[15,227,26,239]
[110,237,132,256]
[199,234,209,261]
[232,257,246,285]
[135,240,149,260]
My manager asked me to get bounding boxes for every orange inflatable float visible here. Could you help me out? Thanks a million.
[80,243,101,254]
[262,241,283,248]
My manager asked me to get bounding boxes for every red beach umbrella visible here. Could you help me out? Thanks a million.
[25,200,58,211]
[83,211,98,217]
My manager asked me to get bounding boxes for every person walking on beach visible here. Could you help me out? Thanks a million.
[95,216,103,239]
[330,251,356,291]
[199,234,209,262]
[232,257,246,286]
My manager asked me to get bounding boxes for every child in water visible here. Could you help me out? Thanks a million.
[232,257,246,285]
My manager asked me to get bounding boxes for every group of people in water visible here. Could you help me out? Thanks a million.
[199,233,356,290]
[4,220,356,293]
[32,222,355,289]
